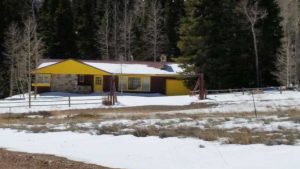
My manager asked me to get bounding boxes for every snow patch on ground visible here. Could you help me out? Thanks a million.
[0,92,201,114]
[1,90,300,114]
[0,129,299,169]
[217,119,300,131]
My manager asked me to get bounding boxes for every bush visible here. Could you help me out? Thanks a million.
[102,98,112,106]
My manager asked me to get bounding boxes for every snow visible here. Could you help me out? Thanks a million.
[85,62,183,75]
[0,92,110,113]
[117,95,198,106]
[0,129,299,169]
[2,90,300,114]
[217,119,300,131]
[38,60,183,75]
[177,90,300,113]
[37,61,57,69]
[0,92,200,113]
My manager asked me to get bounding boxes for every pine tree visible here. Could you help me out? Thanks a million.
[38,0,78,59]
[95,0,111,60]
[73,0,99,59]
[165,0,185,59]
[178,0,255,89]
[257,0,283,86]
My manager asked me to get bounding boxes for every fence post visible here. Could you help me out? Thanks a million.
[34,86,37,99]
[242,87,244,95]
[199,73,205,100]
[280,86,282,94]
[29,93,31,108]
[251,91,258,118]
[68,96,71,107]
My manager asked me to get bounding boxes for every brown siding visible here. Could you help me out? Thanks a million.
[36,86,50,93]
[103,75,119,92]
[104,76,175,94]
[151,77,166,94]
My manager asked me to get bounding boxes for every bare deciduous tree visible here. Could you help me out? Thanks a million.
[96,0,111,60]
[123,0,129,60]
[145,0,167,62]
[3,23,22,97]
[113,0,120,60]
[22,17,44,104]
[3,16,43,101]
[275,0,300,86]
[240,0,267,87]
[120,0,143,61]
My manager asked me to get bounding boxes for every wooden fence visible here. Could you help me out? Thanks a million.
[0,96,104,110]
[191,86,297,95]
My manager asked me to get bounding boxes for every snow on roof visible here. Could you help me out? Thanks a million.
[37,59,184,75]
[38,61,57,69]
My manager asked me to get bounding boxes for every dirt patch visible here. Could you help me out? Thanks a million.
[0,149,112,169]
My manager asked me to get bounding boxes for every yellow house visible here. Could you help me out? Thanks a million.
[32,59,190,96]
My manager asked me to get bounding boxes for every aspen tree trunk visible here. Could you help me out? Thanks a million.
[295,1,300,85]
[251,24,260,87]
[32,0,38,99]
[124,0,128,60]
[114,2,118,60]
[153,0,158,62]
[240,0,267,87]
[9,59,14,97]
[286,34,290,86]
[105,1,109,60]
[27,19,32,108]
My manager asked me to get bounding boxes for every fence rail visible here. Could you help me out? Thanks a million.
[0,95,104,110]
[190,86,297,95]
[0,87,299,112]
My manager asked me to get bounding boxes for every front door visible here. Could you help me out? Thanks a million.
[94,75,103,92]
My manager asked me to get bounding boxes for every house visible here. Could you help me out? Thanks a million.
[32,59,190,96]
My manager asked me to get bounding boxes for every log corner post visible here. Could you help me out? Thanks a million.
[199,73,205,100]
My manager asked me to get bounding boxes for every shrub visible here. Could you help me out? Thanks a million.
[102,99,112,106]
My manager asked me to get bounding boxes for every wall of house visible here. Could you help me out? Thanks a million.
[166,79,190,96]
[51,74,92,93]
[151,77,166,94]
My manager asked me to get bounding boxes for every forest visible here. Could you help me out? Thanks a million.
[0,0,299,97]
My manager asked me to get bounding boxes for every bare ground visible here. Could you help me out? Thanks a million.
[0,149,112,169]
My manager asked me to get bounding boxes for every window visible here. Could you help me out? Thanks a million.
[128,77,141,91]
[78,75,85,83]
[118,76,151,92]
[36,74,50,84]
[95,77,102,85]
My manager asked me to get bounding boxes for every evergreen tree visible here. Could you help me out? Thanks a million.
[73,0,100,59]
[178,0,255,89]
[38,0,78,59]
[0,0,31,97]
[165,0,185,59]
[257,0,283,86]
[178,0,283,89]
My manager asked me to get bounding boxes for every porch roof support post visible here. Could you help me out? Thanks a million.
[199,73,205,100]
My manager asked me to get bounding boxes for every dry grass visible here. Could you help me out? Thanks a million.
[0,109,300,145]
[92,124,298,145]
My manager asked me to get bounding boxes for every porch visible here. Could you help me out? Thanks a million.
[32,74,106,94]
